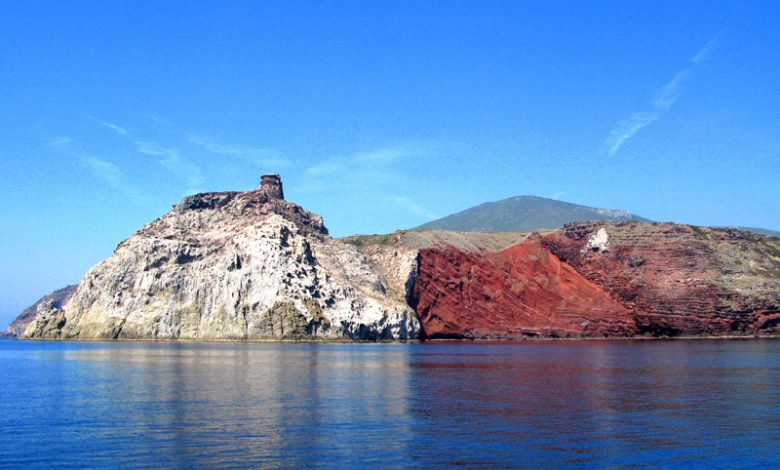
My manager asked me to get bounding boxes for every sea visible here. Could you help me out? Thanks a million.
[1,338,779,468]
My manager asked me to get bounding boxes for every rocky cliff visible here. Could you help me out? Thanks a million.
[23,177,418,340]
[540,222,780,336]
[18,177,780,341]
[6,285,76,337]
[345,223,780,339]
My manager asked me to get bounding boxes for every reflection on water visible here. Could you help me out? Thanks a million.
[1,340,780,467]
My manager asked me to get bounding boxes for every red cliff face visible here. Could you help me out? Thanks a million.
[540,222,780,336]
[410,238,636,339]
[407,222,780,339]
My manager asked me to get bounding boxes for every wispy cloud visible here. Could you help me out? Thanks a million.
[604,37,718,156]
[136,141,204,192]
[691,36,718,64]
[47,136,72,148]
[81,156,150,205]
[87,115,206,194]
[144,114,173,126]
[387,195,440,220]
[92,117,131,136]
[300,140,448,223]
[82,156,122,186]
[352,146,425,164]
[188,135,290,168]
[305,140,449,178]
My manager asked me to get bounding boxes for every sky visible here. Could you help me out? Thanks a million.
[1,1,779,328]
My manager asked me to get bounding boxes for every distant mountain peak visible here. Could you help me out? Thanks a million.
[415,195,648,233]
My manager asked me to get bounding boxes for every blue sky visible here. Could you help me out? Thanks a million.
[1,1,779,327]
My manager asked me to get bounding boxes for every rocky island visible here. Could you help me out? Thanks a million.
[14,175,780,340]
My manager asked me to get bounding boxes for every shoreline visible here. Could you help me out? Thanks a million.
[6,333,780,344]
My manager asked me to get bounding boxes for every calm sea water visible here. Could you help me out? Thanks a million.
[1,339,779,468]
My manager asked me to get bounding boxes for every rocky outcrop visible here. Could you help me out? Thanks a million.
[6,285,76,337]
[342,230,532,301]
[541,222,780,336]
[23,181,418,340]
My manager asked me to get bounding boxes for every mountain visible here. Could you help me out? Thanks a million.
[416,195,649,232]
[18,175,780,341]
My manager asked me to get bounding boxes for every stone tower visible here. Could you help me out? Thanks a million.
[259,174,284,199]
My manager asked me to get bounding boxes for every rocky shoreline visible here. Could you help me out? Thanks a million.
[9,333,780,343]
[9,175,780,342]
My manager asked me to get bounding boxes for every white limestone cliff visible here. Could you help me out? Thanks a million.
[24,184,419,340]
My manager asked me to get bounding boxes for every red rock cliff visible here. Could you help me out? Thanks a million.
[541,222,780,336]
[405,222,780,339]
[410,238,635,338]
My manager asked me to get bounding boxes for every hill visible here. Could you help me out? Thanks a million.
[735,227,780,238]
[416,196,649,232]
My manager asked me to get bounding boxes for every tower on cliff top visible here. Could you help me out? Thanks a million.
[259,174,284,199]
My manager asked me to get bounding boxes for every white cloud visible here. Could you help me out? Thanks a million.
[92,117,131,136]
[76,119,208,199]
[352,148,406,164]
[604,37,718,156]
[82,157,121,187]
[135,141,204,191]
[691,37,718,64]
[605,111,661,157]
[81,156,150,205]
[299,141,449,225]
[144,114,173,126]
[88,117,204,191]
[188,135,290,168]
[306,158,346,177]
[305,140,449,178]
[387,195,440,220]
[48,137,72,148]
[355,141,447,163]
[652,69,689,109]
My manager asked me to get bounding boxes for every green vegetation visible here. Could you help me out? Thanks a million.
[689,225,708,238]
[344,238,366,248]
[710,226,780,237]
[344,234,392,247]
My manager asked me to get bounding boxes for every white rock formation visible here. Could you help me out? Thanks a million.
[24,187,419,340]
[582,227,610,255]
